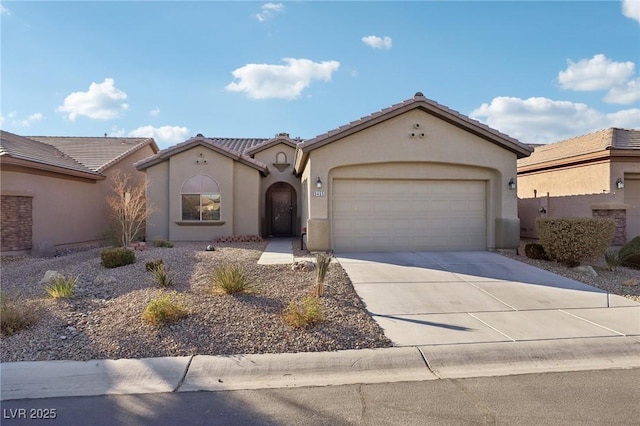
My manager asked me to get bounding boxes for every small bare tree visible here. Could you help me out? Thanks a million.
[106,171,156,247]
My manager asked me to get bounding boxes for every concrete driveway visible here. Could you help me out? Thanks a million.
[336,251,640,346]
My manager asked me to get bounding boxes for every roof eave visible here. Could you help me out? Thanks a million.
[0,156,105,180]
[99,138,159,172]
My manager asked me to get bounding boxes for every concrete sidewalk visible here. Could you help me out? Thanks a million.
[2,339,639,401]
[257,238,294,265]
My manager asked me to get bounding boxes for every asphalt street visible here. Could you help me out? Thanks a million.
[2,368,638,426]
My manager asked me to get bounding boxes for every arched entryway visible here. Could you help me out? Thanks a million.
[265,182,297,237]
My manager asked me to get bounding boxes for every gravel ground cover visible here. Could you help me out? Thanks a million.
[0,240,391,362]
[498,241,640,303]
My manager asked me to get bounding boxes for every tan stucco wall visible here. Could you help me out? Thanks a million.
[253,143,301,236]
[0,145,156,249]
[301,109,519,251]
[144,145,262,242]
[517,158,640,239]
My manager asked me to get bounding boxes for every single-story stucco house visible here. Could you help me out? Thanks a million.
[0,131,158,253]
[136,93,533,252]
[517,128,640,244]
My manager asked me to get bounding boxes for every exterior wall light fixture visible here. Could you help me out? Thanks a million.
[616,178,624,189]
[508,178,516,190]
[316,177,323,189]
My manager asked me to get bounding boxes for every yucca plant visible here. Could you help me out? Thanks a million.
[314,253,332,297]
[142,293,187,325]
[284,296,324,329]
[210,264,255,295]
[44,274,78,299]
[150,263,173,287]
[604,249,625,272]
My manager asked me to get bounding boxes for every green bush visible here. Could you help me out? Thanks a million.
[142,293,187,325]
[44,274,78,298]
[145,259,164,272]
[209,264,255,295]
[284,296,324,329]
[1,293,39,336]
[153,239,174,248]
[619,236,640,268]
[524,243,549,260]
[536,217,616,267]
[101,247,136,268]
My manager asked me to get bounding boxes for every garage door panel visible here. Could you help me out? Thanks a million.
[332,179,487,251]
[625,179,640,239]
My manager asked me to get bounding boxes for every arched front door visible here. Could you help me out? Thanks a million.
[266,182,297,237]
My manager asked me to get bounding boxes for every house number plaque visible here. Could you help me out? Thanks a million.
[313,191,326,197]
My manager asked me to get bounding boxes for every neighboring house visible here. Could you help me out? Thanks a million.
[517,128,640,244]
[136,93,532,252]
[0,131,158,253]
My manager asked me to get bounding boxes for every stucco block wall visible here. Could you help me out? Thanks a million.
[301,109,519,251]
[1,194,33,251]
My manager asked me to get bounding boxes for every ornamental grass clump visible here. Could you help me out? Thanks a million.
[142,293,187,325]
[145,259,164,272]
[150,263,173,288]
[619,236,640,269]
[284,296,324,329]
[536,217,615,267]
[0,293,39,336]
[209,264,255,295]
[153,239,174,248]
[43,274,78,299]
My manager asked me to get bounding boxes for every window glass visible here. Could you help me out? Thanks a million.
[181,175,221,221]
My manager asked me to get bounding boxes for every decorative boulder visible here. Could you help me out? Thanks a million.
[40,270,62,285]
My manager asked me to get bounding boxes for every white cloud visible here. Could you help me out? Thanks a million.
[604,77,640,104]
[128,125,189,144]
[256,3,284,22]
[622,0,640,22]
[558,54,635,91]
[149,106,160,117]
[109,126,126,137]
[0,4,10,16]
[226,58,340,100]
[471,96,640,144]
[1,111,44,127]
[56,78,129,121]
[361,35,393,50]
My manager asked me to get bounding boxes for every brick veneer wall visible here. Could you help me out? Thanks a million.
[1,195,33,251]
[592,208,626,245]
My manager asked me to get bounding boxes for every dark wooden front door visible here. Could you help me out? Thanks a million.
[267,182,296,237]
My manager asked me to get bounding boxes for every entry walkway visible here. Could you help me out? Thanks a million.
[257,238,294,265]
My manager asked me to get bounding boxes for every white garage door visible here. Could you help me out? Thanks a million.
[625,179,640,240]
[332,179,486,252]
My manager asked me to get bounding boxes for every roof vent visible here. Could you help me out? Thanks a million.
[196,133,204,138]
[277,132,290,138]
[414,92,424,98]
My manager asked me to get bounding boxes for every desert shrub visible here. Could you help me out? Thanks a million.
[524,243,549,260]
[619,236,640,269]
[142,293,187,325]
[153,239,174,248]
[101,247,136,268]
[150,263,173,287]
[145,259,164,272]
[1,293,39,336]
[43,274,78,298]
[209,264,255,295]
[284,296,324,329]
[536,217,615,267]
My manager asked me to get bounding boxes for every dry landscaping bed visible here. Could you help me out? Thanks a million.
[0,240,391,362]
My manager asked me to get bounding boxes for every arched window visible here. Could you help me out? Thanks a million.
[181,174,221,221]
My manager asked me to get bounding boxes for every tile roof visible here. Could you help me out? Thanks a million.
[28,136,158,172]
[134,136,270,175]
[295,92,532,172]
[0,130,103,178]
[517,128,640,168]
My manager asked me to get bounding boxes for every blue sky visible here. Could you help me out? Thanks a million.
[1,1,639,149]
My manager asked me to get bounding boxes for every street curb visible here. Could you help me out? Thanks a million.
[179,347,435,392]
[420,336,640,379]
